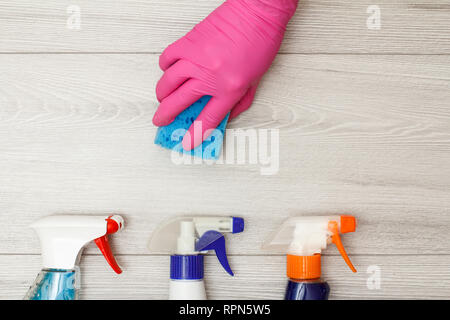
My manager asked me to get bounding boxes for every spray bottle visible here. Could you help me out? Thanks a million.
[263,215,357,300]
[24,215,124,300]
[148,216,244,300]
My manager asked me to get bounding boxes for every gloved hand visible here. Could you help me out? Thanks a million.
[153,0,298,150]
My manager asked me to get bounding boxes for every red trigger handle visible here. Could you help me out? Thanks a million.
[94,217,122,274]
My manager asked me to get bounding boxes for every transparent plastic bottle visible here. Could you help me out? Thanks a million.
[24,268,79,300]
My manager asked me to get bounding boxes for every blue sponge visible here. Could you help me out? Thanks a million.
[154,96,229,160]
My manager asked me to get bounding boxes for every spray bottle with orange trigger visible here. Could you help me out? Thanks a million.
[263,215,357,300]
[24,215,124,300]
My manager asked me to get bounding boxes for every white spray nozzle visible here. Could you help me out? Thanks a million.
[31,215,124,273]
[177,221,197,254]
[148,216,244,254]
[263,215,356,273]
[148,216,244,276]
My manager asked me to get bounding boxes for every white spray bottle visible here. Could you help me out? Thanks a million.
[148,216,245,300]
[24,215,124,300]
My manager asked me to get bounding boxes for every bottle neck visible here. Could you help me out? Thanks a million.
[287,254,322,280]
[170,255,204,280]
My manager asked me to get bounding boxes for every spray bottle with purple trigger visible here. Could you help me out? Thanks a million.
[149,216,245,299]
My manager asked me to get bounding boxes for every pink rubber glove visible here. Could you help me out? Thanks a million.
[153,0,298,150]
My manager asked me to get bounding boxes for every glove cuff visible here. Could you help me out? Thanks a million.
[227,0,298,29]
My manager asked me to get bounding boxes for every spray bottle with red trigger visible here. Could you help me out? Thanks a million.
[24,215,124,300]
[263,215,357,300]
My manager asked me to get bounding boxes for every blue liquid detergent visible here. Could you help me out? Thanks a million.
[25,269,78,300]
[285,280,330,300]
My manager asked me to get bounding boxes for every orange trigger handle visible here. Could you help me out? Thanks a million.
[328,219,357,273]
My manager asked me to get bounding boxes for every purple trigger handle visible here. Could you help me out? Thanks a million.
[195,230,234,276]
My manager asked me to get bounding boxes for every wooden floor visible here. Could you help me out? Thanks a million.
[0,0,449,299]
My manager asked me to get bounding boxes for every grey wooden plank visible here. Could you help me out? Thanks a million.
[0,0,449,53]
[0,54,449,255]
[1,254,449,300]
